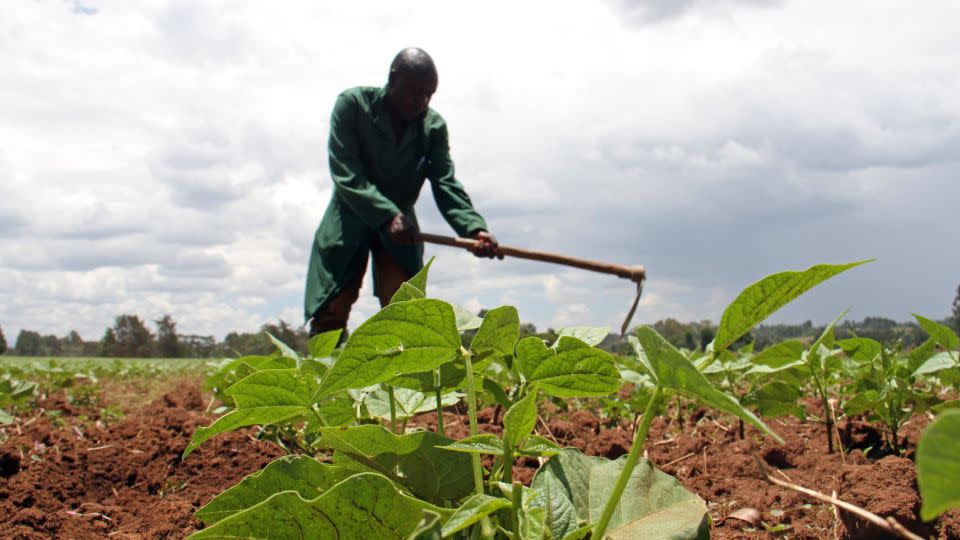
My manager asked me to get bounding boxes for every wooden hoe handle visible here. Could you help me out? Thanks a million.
[417,232,647,337]
[417,233,646,283]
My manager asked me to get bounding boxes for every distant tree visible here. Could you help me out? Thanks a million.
[155,314,183,358]
[40,334,62,356]
[698,327,715,351]
[0,325,6,355]
[14,330,43,356]
[100,328,118,357]
[59,330,85,356]
[112,315,154,357]
[953,284,960,333]
[652,319,691,349]
[181,335,216,358]
[221,331,273,356]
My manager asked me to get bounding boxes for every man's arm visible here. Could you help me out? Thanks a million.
[427,119,501,258]
[328,92,401,229]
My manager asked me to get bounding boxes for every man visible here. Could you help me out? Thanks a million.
[305,48,500,340]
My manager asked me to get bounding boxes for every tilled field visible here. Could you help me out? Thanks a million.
[1,382,957,539]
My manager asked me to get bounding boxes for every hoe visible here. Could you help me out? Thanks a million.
[418,232,646,337]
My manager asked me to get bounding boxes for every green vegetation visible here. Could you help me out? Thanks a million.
[179,257,960,539]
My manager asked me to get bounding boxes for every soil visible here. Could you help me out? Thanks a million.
[1,384,956,539]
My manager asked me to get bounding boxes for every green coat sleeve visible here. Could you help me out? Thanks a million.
[428,120,488,237]
[328,93,401,229]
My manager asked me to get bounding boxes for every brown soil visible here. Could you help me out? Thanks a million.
[0,382,283,539]
[1,384,955,539]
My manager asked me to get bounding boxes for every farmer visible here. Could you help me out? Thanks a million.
[304,48,501,340]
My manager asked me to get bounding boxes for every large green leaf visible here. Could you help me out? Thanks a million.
[441,494,512,537]
[503,390,538,449]
[438,434,504,456]
[913,352,959,377]
[554,327,610,348]
[836,338,882,363]
[530,448,709,540]
[308,329,343,358]
[391,282,426,304]
[188,473,448,539]
[914,313,960,351]
[469,306,520,361]
[315,425,473,502]
[749,340,804,368]
[409,256,434,294]
[590,458,710,539]
[516,337,621,398]
[713,261,870,352]
[184,369,316,458]
[363,386,461,421]
[743,381,805,420]
[633,327,781,441]
[267,332,301,360]
[195,455,354,525]
[917,410,960,521]
[203,354,295,398]
[317,299,461,398]
[530,449,596,539]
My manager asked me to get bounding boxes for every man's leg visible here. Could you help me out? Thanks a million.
[372,247,413,308]
[309,276,363,343]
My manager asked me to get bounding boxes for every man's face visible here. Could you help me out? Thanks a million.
[387,72,438,122]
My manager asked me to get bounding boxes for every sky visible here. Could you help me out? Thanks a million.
[1,0,958,343]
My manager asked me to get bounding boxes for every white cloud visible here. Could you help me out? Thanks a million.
[1,1,958,345]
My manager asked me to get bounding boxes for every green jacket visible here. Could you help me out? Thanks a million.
[304,86,488,320]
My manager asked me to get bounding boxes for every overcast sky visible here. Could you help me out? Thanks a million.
[2,1,958,343]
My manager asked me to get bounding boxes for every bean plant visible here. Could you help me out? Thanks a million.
[182,258,868,539]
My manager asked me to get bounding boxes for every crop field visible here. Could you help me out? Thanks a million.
[2,260,959,539]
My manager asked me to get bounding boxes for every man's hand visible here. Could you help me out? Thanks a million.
[470,230,503,259]
[385,213,419,245]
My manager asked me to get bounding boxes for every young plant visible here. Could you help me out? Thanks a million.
[841,337,939,453]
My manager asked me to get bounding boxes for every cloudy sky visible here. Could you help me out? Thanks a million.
[2,1,958,343]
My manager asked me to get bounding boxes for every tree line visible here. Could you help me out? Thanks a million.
[1,284,958,358]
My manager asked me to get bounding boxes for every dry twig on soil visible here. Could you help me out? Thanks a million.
[751,452,924,540]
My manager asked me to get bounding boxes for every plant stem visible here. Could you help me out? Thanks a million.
[502,436,514,484]
[388,385,398,434]
[435,373,445,438]
[511,481,522,535]
[463,350,494,539]
[593,385,663,540]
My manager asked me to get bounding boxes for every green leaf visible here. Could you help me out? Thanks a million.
[189,473,448,539]
[503,390,539,449]
[391,363,467,393]
[590,458,710,540]
[518,434,562,457]
[195,455,354,525]
[918,410,960,521]
[441,494,512,537]
[554,327,610,347]
[469,306,520,361]
[713,261,870,351]
[483,377,513,409]
[750,339,803,368]
[407,510,443,540]
[391,282,426,304]
[309,329,343,358]
[315,396,357,427]
[438,434,504,456]
[317,299,461,398]
[453,304,484,332]
[531,448,605,538]
[744,381,805,420]
[931,400,960,414]
[0,410,13,425]
[184,369,316,458]
[315,425,473,502]
[909,338,939,373]
[914,313,960,351]
[409,256,434,294]
[203,354,295,397]
[836,338,882,363]
[363,386,461,422]
[267,332,300,360]
[530,448,709,540]
[516,336,621,398]
[913,352,959,377]
[634,326,781,441]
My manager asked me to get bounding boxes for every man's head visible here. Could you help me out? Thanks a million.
[386,48,438,122]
